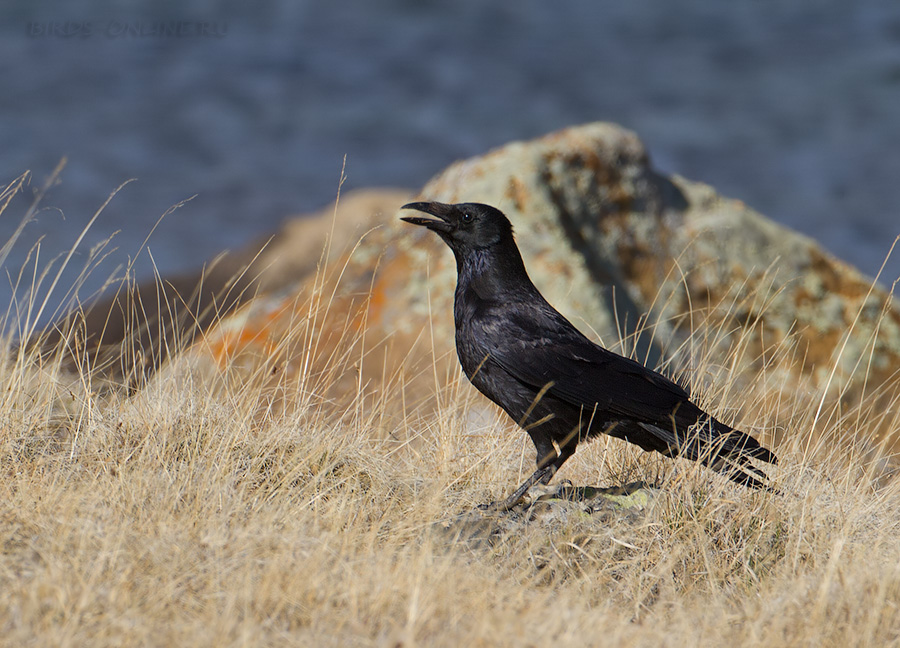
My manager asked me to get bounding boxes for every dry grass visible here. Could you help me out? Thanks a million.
[2,178,900,647]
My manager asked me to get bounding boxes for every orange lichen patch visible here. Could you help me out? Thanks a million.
[529,250,576,281]
[605,213,675,304]
[807,247,871,301]
[359,246,456,382]
[364,278,388,331]
[616,243,671,304]
[358,250,413,333]
[538,151,640,226]
[543,148,625,191]
[796,326,844,375]
[608,183,636,210]
[204,295,296,368]
[505,177,531,212]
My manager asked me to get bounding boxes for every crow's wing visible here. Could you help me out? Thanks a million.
[482,302,777,472]
[483,302,699,426]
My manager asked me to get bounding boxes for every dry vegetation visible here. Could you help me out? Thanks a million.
[2,176,900,647]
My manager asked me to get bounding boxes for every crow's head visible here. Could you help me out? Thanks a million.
[401,201,514,254]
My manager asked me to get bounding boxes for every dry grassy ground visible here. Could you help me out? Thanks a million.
[2,179,900,646]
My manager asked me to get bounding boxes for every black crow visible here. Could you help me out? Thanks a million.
[401,201,776,509]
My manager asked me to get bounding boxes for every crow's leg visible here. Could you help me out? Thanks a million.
[548,442,576,480]
[532,434,559,469]
[479,432,579,511]
[489,465,556,511]
[486,438,578,511]
[478,448,556,512]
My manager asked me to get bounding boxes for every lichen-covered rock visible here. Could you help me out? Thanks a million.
[407,123,900,412]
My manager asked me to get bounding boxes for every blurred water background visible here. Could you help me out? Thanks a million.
[2,1,899,324]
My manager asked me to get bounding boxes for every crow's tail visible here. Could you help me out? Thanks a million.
[697,418,778,492]
[643,417,778,491]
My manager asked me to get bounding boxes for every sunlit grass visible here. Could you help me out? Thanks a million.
[1,175,899,646]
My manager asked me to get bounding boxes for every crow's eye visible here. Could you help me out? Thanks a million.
[461,212,474,224]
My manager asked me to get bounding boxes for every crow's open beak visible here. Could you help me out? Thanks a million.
[400,201,456,234]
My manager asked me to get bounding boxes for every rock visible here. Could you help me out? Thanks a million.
[407,123,900,426]
[535,482,657,514]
